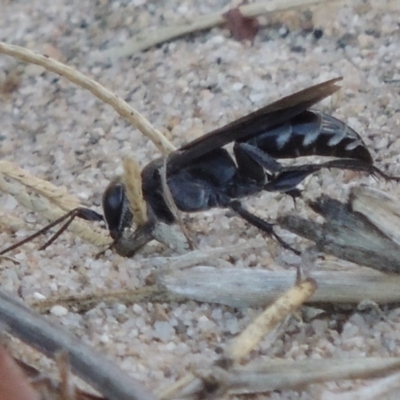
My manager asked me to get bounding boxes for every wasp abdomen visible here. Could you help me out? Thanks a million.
[251,110,373,164]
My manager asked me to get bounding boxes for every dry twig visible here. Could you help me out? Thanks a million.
[0,288,158,400]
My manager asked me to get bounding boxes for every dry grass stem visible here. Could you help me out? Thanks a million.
[0,41,175,154]
[122,157,148,227]
[226,277,317,362]
[103,0,332,57]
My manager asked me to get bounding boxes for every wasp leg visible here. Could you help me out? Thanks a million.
[229,200,300,255]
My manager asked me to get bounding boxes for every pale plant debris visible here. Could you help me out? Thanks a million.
[279,192,400,274]
[350,185,400,247]
[101,0,333,58]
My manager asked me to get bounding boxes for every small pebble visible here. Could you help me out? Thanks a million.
[50,305,69,317]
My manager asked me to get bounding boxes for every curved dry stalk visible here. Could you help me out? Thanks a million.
[0,41,175,154]
[102,0,332,58]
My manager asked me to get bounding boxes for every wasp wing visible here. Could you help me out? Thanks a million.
[167,77,342,173]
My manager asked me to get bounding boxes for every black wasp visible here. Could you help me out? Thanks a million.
[1,77,397,257]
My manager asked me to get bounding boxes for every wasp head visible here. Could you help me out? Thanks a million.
[102,179,133,240]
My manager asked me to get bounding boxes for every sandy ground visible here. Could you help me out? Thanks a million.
[1,0,400,398]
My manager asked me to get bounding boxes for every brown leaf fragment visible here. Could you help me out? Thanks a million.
[0,346,39,400]
[1,68,21,95]
[223,7,258,42]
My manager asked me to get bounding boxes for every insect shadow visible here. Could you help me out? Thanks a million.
[1,77,398,257]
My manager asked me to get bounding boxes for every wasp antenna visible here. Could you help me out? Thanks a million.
[38,211,78,250]
[0,207,104,255]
